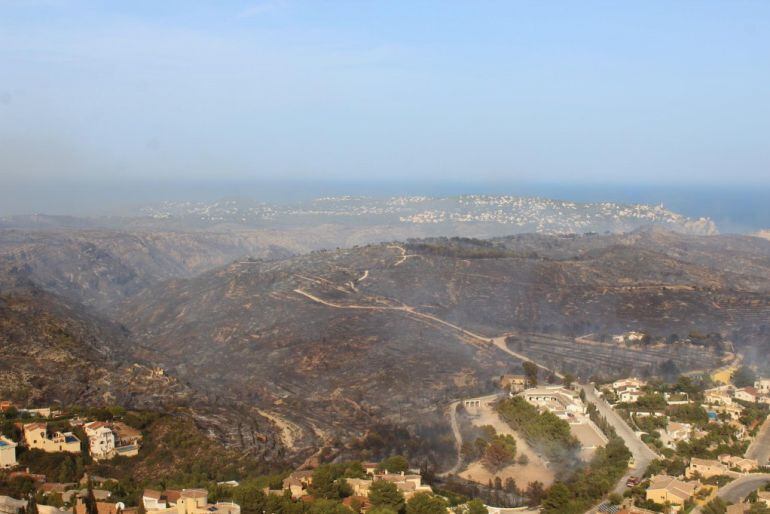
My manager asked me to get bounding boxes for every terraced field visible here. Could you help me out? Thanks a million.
[505,334,721,380]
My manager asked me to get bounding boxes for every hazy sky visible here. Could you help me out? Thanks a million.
[1,1,769,186]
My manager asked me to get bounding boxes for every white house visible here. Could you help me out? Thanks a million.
[84,422,115,460]
[734,387,759,403]
[522,386,586,418]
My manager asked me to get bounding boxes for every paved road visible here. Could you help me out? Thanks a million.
[692,473,770,513]
[491,336,565,379]
[746,415,770,466]
[717,473,770,503]
[580,384,660,495]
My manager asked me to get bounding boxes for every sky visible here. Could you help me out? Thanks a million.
[1,0,769,191]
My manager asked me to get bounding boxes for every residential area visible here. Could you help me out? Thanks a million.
[588,365,770,514]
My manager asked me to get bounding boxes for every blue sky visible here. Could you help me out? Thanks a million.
[1,0,769,186]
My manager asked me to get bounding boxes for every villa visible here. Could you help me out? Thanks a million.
[23,423,81,453]
[142,490,182,511]
[140,490,238,514]
[645,475,700,512]
[661,422,691,449]
[282,470,314,499]
[84,422,116,460]
[686,457,734,479]
[718,455,758,473]
[499,375,527,393]
[521,386,586,418]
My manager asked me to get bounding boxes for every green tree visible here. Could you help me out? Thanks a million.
[377,456,409,474]
[464,500,488,514]
[525,481,545,507]
[405,492,447,514]
[231,481,268,514]
[85,480,99,514]
[367,508,398,514]
[369,481,404,513]
[310,466,351,500]
[733,366,757,388]
[309,499,353,514]
[541,482,571,513]
[701,497,727,514]
[522,362,539,387]
[482,439,515,471]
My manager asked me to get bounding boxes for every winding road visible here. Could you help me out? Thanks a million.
[292,264,656,505]
[691,473,770,513]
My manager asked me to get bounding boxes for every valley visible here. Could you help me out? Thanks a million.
[1,225,770,472]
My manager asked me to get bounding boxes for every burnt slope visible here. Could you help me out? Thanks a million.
[119,230,770,459]
[0,229,293,309]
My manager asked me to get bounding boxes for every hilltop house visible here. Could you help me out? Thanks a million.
[612,332,647,344]
[611,378,646,403]
[23,423,81,453]
[734,387,760,403]
[500,375,527,393]
[618,389,643,403]
[0,436,18,468]
[686,457,735,479]
[176,489,240,514]
[755,378,770,396]
[704,386,734,406]
[142,490,237,514]
[74,498,136,514]
[142,489,181,510]
[664,392,691,405]
[645,475,701,512]
[373,471,432,500]
[84,422,115,460]
[282,470,314,499]
[612,378,647,391]
[718,455,758,473]
[711,402,744,421]
[346,478,372,498]
[661,422,691,449]
[111,422,142,457]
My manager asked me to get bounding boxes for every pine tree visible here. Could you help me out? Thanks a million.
[26,495,39,514]
[85,479,99,514]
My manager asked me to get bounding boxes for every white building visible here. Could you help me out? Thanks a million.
[0,436,17,468]
[522,386,586,418]
[84,422,115,460]
[755,378,770,395]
